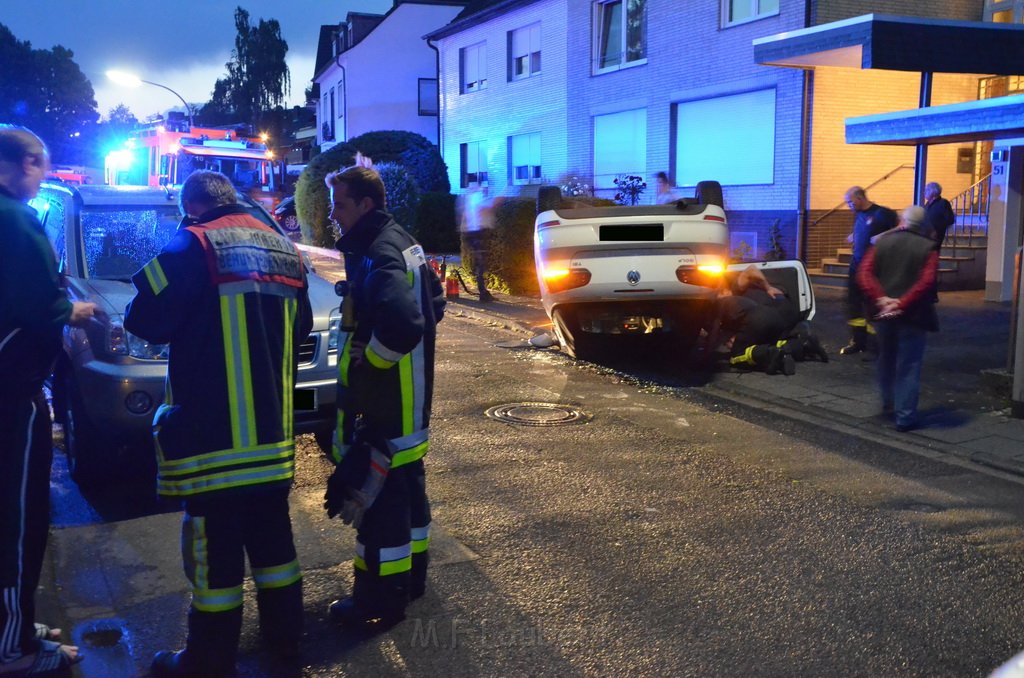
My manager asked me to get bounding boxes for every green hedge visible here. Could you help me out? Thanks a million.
[414,192,459,253]
[459,198,539,296]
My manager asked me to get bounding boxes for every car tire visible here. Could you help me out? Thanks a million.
[696,181,724,208]
[63,374,103,487]
[314,428,335,457]
[552,307,600,362]
[537,186,562,214]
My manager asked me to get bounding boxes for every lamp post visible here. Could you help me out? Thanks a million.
[106,70,194,129]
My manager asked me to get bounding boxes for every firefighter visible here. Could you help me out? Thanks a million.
[717,265,827,374]
[1,125,93,675]
[125,171,312,676]
[322,166,445,632]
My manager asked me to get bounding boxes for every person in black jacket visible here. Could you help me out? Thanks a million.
[322,166,445,632]
[126,171,312,676]
[0,125,95,675]
[924,182,955,252]
[856,205,939,432]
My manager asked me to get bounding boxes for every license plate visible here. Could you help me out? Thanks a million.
[294,388,317,412]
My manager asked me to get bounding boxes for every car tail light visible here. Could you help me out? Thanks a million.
[703,214,726,222]
[676,263,724,288]
[543,267,591,293]
[538,219,561,229]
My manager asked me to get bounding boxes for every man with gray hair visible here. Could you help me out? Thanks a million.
[1,124,93,675]
[856,205,940,432]
[924,181,955,251]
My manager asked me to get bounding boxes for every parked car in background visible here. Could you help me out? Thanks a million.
[30,182,340,486]
[274,195,300,240]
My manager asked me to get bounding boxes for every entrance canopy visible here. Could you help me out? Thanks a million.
[845,94,1024,145]
[754,14,1024,76]
[755,14,1024,146]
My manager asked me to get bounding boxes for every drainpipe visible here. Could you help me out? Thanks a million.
[797,0,813,262]
[914,72,933,203]
[334,54,347,143]
[427,37,442,157]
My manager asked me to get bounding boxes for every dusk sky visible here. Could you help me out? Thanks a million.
[2,0,393,120]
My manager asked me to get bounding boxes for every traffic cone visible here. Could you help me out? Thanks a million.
[445,274,459,299]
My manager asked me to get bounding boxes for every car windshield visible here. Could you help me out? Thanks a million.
[82,205,182,281]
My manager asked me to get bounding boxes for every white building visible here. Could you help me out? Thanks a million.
[427,0,568,196]
[313,1,466,150]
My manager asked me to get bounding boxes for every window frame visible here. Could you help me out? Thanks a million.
[592,108,647,190]
[592,0,647,75]
[418,78,439,116]
[460,41,488,94]
[673,88,776,188]
[720,0,780,28]
[508,23,542,81]
[460,140,488,188]
[508,132,542,185]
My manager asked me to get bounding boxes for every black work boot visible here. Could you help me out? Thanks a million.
[328,597,405,634]
[765,347,795,376]
[840,325,867,355]
[803,334,829,362]
[152,649,238,677]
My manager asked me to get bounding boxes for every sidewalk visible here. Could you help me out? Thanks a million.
[445,285,1024,483]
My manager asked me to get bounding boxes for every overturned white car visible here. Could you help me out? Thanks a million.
[533,182,816,362]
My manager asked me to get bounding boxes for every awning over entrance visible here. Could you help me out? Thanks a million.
[846,94,1024,145]
[754,14,1024,76]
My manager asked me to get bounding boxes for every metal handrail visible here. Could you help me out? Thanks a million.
[946,173,991,251]
[810,164,915,228]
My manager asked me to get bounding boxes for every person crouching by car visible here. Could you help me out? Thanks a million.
[855,205,939,433]
[125,170,313,676]
[716,265,828,375]
[1,124,96,676]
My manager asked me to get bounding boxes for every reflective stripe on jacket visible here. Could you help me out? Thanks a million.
[125,205,313,497]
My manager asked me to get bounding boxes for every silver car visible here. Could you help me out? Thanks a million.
[31,182,339,486]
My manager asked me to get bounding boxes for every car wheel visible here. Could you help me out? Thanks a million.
[63,374,103,487]
[696,180,724,208]
[552,308,600,362]
[283,214,300,233]
[537,186,562,214]
[314,428,335,456]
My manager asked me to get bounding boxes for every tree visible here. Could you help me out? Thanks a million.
[0,23,98,164]
[203,7,290,130]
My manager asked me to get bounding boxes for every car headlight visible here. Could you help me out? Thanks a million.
[327,309,341,352]
[107,318,169,360]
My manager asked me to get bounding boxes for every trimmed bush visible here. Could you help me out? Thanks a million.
[376,162,420,234]
[415,192,459,253]
[293,130,448,247]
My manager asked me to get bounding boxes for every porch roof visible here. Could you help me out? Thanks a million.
[753,14,1024,76]
[845,93,1024,145]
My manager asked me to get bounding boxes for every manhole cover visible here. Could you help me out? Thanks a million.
[485,402,591,426]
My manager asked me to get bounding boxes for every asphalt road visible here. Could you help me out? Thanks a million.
[48,311,1024,677]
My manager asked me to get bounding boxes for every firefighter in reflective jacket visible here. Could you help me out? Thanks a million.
[322,166,445,631]
[125,171,313,676]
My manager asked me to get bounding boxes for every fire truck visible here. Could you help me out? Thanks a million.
[104,121,286,211]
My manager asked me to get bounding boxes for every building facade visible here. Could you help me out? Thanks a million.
[313,1,466,150]
[430,0,997,269]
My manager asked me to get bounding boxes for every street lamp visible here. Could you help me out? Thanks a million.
[106,70,194,129]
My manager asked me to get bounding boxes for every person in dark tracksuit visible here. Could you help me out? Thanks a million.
[322,166,445,631]
[842,186,898,356]
[125,171,312,677]
[0,125,95,674]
